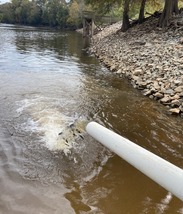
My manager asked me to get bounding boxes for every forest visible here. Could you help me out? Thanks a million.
[0,0,182,30]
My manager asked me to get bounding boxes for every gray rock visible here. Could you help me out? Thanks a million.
[143,90,152,96]
[169,108,180,114]
[110,65,116,71]
[133,69,143,76]
[171,99,181,107]
[160,95,171,103]
[116,69,122,74]
[175,86,183,93]
[153,81,160,90]
[172,94,180,100]
[165,89,174,95]
[179,37,183,44]
[154,92,164,99]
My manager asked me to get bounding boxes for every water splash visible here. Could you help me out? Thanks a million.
[16,97,87,154]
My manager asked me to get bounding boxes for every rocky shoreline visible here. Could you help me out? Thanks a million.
[90,15,183,116]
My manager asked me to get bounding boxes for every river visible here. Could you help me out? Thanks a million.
[0,23,182,214]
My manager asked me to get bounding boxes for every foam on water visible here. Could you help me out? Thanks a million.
[39,114,86,154]
[21,118,40,133]
[16,97,87,154]
[16,98,35,115]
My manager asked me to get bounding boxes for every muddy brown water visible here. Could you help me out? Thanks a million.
[0,24,182,214]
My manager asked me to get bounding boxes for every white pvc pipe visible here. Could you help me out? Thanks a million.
[86,121,183,201]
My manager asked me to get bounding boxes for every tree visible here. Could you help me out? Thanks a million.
[158,0,179,27]
[138,0,146,23]
[172,0,179,14]
[67,0,82,28]
[19,0,30,24]
[56,4,68,28]
[0,13,3,22]
[84,0,122,15]
[0,3,14,23]
[27,1,41,25]
[121,0,130,31]
[34,0,46,24]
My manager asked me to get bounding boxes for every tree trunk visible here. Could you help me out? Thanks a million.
[138,0,146,23]
[158,0,173,27]
[172,0,179,15]
[121,0,130,32]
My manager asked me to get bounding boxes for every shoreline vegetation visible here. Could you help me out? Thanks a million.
[0,0,84,29]
[89,13,183,116]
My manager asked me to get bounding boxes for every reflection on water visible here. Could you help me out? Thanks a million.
[0,24,182,214]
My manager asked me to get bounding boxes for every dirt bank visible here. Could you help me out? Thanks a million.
[90,15,183,116]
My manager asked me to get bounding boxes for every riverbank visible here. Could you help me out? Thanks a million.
[90,15,183,116]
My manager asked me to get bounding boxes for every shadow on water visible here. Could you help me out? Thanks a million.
[0,24,182,214]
